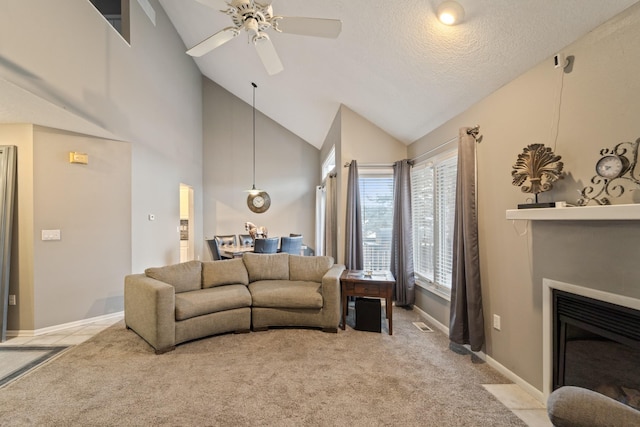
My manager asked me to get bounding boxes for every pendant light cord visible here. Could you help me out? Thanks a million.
[252,82,257,191]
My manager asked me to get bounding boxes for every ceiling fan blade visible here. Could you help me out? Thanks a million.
[186,28,239,57]
[275,17,342,38]
[254,35,284,75]
[193,0,229,9]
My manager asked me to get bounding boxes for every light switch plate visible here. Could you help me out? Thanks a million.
[42,229,61,241]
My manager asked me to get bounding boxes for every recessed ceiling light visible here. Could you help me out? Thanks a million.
[437,1,465,26]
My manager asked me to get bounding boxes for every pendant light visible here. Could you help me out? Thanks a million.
[246,82,271,213]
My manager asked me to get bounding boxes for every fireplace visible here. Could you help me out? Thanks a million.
[549,286,640,409]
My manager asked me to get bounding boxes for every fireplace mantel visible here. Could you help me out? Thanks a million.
[505,203,640,221]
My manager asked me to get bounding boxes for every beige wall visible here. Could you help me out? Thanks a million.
[408,3,640,392]
[202,79,319,255]
[332,105,407,264]
[0,0,203,330]
[32,127,131,328]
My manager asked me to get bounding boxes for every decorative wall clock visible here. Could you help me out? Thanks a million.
[511,143,564,207]
[578,138,640,206]
[247,191,271,213]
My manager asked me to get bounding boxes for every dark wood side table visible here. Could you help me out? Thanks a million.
[340,270,395,335]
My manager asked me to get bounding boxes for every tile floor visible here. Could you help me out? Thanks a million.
[484,384,552,427]
[0,315,123,347]
[1,315,551,426]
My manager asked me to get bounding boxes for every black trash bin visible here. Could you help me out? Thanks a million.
[355,297,381,333]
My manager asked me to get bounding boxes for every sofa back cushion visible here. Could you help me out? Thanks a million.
[289,255,334,282]
[243,252,289,282]
[145,260,202,293]
[202,259,249,288]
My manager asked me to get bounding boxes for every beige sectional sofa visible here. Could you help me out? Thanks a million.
[124,253,345,353]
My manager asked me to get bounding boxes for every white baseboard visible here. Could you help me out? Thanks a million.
[7,311,124,337]
[412,305,544,405]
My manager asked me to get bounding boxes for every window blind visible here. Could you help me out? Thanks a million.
[411,151,458,293]
[359,173,394,271]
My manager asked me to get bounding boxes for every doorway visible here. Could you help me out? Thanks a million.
[179,183,194,262]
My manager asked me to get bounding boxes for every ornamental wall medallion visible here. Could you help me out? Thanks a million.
[511,144,564,206]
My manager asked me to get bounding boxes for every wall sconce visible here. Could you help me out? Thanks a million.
[437,1,465,26]
[69,152,89,165]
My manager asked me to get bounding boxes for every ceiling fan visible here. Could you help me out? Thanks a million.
[187,0,342,75]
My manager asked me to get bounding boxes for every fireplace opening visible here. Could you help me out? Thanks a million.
[553,289,640,410]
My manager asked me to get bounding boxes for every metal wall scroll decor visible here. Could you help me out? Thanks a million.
[577,138,640,206]
[511,144,564,205]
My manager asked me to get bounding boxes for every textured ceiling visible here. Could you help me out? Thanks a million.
[1,1,638,149]
[160,0,639,148]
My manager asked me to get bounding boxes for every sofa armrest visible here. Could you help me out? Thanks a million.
[124,274,176,353]
[547,386,640,427]
[320,264,346,327]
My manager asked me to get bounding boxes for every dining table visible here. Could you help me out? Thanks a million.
[220,245,255,259]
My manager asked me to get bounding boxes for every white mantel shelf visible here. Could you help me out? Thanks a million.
[505,203,640,220]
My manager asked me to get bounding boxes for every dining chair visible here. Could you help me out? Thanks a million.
[279,235,303,255]
[215,234,237,248]
[238,234,254,247]
[253,237,279,254]
[206,239,222,261]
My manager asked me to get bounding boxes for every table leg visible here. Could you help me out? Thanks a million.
[386,296,393,335]
[341,291,347,330]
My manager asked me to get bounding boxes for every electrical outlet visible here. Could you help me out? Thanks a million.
[8,295,16,305]
[493,314,501,331]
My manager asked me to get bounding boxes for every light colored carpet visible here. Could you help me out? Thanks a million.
[0,307,526,426]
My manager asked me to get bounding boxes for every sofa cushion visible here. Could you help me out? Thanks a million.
[249,280,323,309]
[243,252,289,282]
[175,285,252,321]
[202,259,249,288]
[289,255,334,282]
[145,260,201,294]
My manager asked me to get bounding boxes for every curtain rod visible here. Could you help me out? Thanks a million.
[411,125,481,163]
[343,125,481,168]
[343,162,394,168]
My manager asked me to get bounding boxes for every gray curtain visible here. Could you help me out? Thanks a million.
[324,173,338,261]
[345,161,363,270]
[390,159,415,306]
[449,127,485,352]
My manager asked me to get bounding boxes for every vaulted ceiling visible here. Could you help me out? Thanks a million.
[159,0,639,148]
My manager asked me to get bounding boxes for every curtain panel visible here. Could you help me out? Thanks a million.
[345,161,363,270]
[324,173,338,261]
[449,127,485,352]
[390,159,415,306]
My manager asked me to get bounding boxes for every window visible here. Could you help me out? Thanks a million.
[89,0,131,43]
[411,151,457,295]
[359,171,394,271]
[321,146,335,181]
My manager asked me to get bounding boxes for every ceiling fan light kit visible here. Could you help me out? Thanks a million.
[188,0,342,75]
[437,1,465,26]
